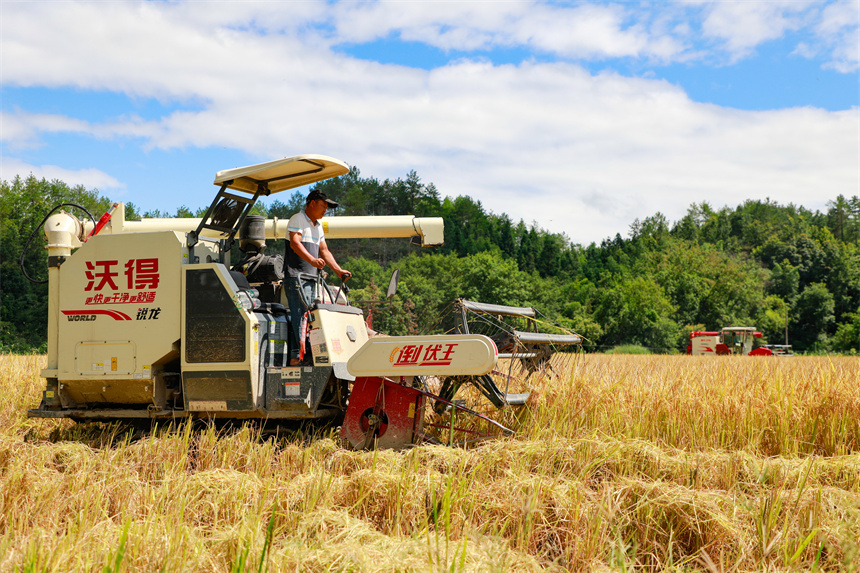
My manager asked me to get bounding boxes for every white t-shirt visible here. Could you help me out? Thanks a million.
[286,210,324,277]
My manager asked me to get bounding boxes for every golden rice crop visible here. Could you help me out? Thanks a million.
[1,352,858,572]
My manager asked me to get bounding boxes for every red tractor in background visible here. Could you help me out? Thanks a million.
[687,327,773,356]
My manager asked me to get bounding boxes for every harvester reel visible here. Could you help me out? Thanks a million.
[519,344,555,376]
[433,374,521,413]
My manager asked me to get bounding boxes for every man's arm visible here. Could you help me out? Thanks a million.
[289,231,325,269]
[319,239,350,279]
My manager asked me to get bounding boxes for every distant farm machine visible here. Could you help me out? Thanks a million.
[24,154,581,448]
[687,327,775,356]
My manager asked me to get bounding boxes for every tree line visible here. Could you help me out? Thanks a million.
[2,170,859,354]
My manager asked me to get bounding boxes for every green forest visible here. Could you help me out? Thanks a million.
[2,170,859,355]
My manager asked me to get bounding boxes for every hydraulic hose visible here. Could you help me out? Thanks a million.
[20,203,96,284]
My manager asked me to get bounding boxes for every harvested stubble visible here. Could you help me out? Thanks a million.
[1,353,859,572]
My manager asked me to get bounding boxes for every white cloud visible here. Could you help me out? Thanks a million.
[817,0,860,35]
[700,0,816,60]
[321,0,857,71]
[326,2,686,61]
[103,57,855,244]
[698,0,859,72]
[816,1,860,72]
[2,1,855,96]
[0,1,857,244]
[0,157,124,191]
[0,111,91,149]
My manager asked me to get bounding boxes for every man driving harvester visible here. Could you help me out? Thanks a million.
[286,189,351,366]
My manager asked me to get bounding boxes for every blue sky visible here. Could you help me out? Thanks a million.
[1,0,858,245]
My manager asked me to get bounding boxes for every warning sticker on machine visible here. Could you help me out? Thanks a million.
[188,401,227,411]
[284,381,300,396]
[309,328,325,346]
[312,343,327,355]
[135,365,152,380]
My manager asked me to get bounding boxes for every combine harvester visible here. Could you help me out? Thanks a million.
[687,327,773,356]
[23,154,580,448]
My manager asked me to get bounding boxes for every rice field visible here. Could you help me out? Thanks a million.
[1,353,859,572]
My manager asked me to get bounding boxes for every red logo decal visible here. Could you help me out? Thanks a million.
[63,310,132,321]
[83,258,159,304]
[392,343,458,367]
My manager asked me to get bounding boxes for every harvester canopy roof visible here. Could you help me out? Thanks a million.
[213,154,350,195]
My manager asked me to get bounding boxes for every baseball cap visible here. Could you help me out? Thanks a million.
[306,190,339,208]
